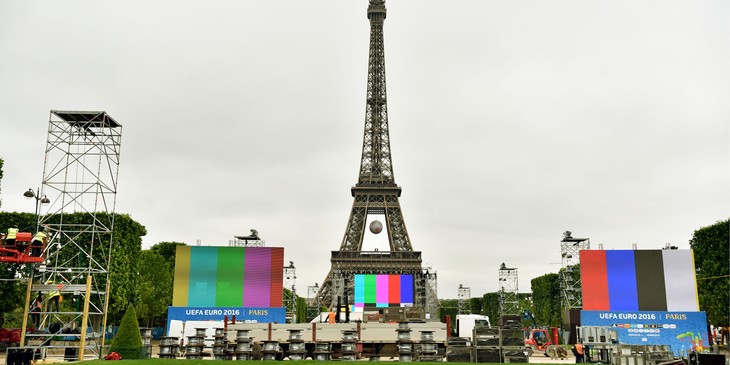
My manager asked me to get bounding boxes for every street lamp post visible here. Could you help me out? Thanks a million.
[24,188,50,229]
[19,188,50,348]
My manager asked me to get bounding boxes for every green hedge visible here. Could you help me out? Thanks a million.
[109,304,143,359]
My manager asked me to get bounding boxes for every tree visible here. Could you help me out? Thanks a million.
[136,250,173,327]
[0,212,37,233]
[0,163,29,328]
[0,213,38,327]
[530,273,561,327]
[690,219,729,326]
[469,297,484,315]
[482,293,500,325]
[0,157,4,208]
[0,212,146,324]
[438,299,458,329]
[149,241,187,268]
[106,214,147,322]
[517,293,534,328]
[45,213,146,323]
[109,304,143,359]
[295,296,307,323]
[0,263,24,328]
[132,241,184,326]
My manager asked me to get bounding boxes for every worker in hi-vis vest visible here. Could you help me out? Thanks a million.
[5,227,18,246]
[31,230,47,257]
[47,281,61,313]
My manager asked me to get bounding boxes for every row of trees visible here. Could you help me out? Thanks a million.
[0,211,146,327]
[0,212,34,327]
[2,215,727,329]
[0,211,312,329]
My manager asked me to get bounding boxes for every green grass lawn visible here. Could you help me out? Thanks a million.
[78,360,493,365]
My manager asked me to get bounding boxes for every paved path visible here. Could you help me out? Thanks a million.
[529,355,577,364]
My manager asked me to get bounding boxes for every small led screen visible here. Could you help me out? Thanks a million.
[353,274,414,312]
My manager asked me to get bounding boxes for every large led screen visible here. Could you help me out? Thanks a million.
[580,249,698,311]
[172,246,284,308]
[353,274,414,312]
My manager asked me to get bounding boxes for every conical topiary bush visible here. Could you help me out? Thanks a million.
[108,304,143,359]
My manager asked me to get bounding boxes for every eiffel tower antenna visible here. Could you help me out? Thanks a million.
[317,0,436,317]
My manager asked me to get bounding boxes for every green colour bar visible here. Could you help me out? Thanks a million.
[364,274,377,304]
[216,247,245,306]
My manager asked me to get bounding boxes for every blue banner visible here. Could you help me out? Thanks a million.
[168,306,285,323]
[581,310,708,355]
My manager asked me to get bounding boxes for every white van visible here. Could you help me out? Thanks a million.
[454,314,491,339]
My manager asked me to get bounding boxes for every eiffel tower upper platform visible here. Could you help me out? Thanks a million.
[317,0,437,320]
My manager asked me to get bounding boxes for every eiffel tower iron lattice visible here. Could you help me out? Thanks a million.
[317,0,436,318]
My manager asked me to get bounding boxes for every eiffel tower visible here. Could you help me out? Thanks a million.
[318,0,435,318]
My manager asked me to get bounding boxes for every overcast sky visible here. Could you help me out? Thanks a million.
[1,1,727,299]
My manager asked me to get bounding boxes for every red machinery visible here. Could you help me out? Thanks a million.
[0,328,31,345]
[525,327,559,354]
[0,231,45,264]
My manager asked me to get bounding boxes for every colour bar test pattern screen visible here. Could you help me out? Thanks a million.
[353,274,414,312]
[172,246,284,308]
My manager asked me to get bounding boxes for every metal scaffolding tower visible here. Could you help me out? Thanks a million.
[498,263,519,316]
[317,0,437,319]
[21,110,122,360]
[457,284,471,314]
[306,283,321,322]
[284,261,297,323]
[560,231,590,310]
[421,269,438,320]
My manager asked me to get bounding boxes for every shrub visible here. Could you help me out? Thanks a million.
[108,304,143,359]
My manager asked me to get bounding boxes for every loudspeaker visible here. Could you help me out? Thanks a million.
[698,353,726,365]
[64,347,78,361]
[6,348,33,365]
